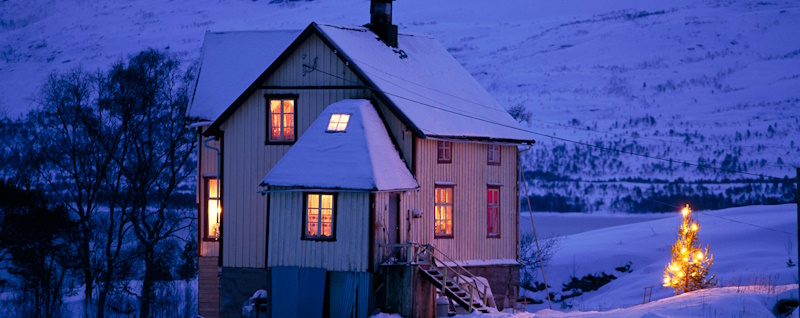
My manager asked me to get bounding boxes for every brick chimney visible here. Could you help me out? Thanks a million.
[367,0,398,47]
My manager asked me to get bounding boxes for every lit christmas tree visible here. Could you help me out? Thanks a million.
[663,204,716,294]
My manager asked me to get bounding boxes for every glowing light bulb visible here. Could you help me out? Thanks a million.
[696,252,703,259]
[692,224,697,231]
[682,206,690,217]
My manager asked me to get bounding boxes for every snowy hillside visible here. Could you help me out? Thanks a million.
[512,204,798,317]
[1,0,798,212]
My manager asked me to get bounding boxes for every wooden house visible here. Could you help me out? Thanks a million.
[189,1,534,317]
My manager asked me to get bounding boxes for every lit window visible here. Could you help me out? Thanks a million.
[326,114,350,132]
[304,193,335,240]
[487,186,500,237]
[437,141,451,163]
[206,178,220,240]
[268,98,295,142]
[488,144,500,165]
[434,186,453,237]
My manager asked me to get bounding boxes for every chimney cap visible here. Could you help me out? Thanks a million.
[370,0,395,26]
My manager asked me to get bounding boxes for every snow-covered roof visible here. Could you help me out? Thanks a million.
[316,24,534,143]
[189,30,301,120]
[260,99,419,191]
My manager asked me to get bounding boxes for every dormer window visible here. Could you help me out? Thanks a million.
[326,114,350,132]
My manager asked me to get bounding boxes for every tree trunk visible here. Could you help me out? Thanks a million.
[81,230,93,318]
[140,249,155,318]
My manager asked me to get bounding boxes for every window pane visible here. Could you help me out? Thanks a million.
[337,114,350,131]
[308,194,319,208]
[444,188,451,203]
[208,199,219,237]
[327,114,340,131]
[270,100,281,114]
[321,194,333,209]
[209,179,219,199]
[307,220,318,236]
[322,223,332,237]
[284,127,294,141]
[283,99,294,114]
[321,208,332,223]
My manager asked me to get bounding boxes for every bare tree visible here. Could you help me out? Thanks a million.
[102,48,196,318]
[28,68,111,317]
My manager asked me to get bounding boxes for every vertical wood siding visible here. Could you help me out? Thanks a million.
[198,126,220,257]
[397,139,518,261]
[220,33,416,268]
[268,190,370,272]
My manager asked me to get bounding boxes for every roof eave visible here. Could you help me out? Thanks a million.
[257,184,419,194]
[425,134,536,145]
[202,23,320,137]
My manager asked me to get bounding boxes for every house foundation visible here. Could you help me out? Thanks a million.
[219,267,271,317]
[461,264,520,311]
[379,265,436,318]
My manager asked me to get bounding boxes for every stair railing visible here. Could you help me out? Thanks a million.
[421,244,491,312]
[377,243,426,266]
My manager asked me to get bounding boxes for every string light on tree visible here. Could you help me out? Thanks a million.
[663,204,716,294]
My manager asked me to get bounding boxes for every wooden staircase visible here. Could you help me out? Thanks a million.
[419,265,489,313]
[416,245,493,314]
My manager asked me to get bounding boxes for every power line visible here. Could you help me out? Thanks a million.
[640,197,794,236]
[307,67,794,181]
[355,57,800,154]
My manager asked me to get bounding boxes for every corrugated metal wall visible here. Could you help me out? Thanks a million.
[268,190,370,272]
[398,139,518,261]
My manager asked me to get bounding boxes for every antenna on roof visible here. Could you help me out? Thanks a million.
[367,0,398,48]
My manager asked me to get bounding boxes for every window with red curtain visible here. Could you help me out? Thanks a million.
[487,186,500,237]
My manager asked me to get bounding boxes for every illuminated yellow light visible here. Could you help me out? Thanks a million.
[692,224,697,231]
[327,113,350,132]
[682,204,691,217]
[696,252,703,259]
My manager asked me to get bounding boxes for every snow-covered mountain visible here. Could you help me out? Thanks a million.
[1,0,798,211]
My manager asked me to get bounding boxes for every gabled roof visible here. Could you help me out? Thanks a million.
[201,22,534,144]
[188,30,301,120]
[260,99,419,191]
[316,24,533,143]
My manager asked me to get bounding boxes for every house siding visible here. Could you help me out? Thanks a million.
[220,32,380,268]
[268,190,370,272]
[400,139,518,261]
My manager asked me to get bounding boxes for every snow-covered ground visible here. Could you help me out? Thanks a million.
[499,204,798,317]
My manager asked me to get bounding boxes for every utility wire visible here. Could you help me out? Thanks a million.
[355,57,800,153]
[307,66,795,181]
[640,197,794,236]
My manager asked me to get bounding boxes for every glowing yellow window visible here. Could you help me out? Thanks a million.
[305,193,335,240]
[326,114,350,132]
[206,178,220,240]
[268,98,295,142]
[434,186,453,237]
